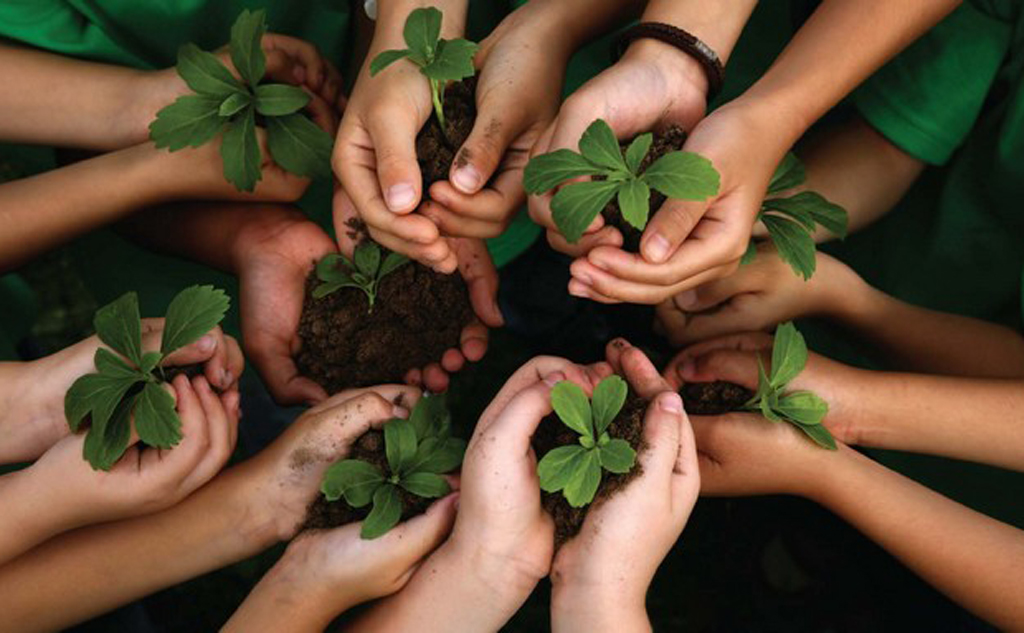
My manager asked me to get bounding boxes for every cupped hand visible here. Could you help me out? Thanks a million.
[2,321,242,465]
[655,245,858,346]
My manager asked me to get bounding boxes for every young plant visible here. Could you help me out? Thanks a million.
[312,241,409,311]
[321,394,465,539]
[64,286,230,471]
[150,9,334,192]
[743,153,849,279]
[536,375,637,507]
[523,119,720,244]
[742,322,836,450]
[370,7,478,133]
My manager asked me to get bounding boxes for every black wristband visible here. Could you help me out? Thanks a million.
[616,22,725,101]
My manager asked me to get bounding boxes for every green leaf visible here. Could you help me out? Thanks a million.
[94,347,142,380]
[321,459,384,506]
[139,351,163,375]
[523,150,601,194]
[537,444,588,493]
[361,484,402,539]
[761,214,816,280]
[551,180,621,244]
[624,133,653,175]
[591,375,627,436]
[407,436,466,474]
[776,391,828,426]
[253,84,310,116]
[380,251,410,277]
[762,199,816,233]
[768,153,806,195]
[370,48,412,76]
[384,418,418,476]
[230,8,267,87]
[400,471,450,498]
[796,422,837,450]
[420,38,478,83]
[64,372,140,433]
[82,389,139,471]
[316,254,348,282]
[221,105,262,192]
[149,95,224,151]
[787,191,849,239]
[578,119,627,173]
[354,242,382,278]
[760,395,783,423]
[313,280,357,299]
[134,382,182,449]
[408,393,449,441]
[160,285,230,358]
[617,178,651,231]
[218,91,251,118]
[551,381,593,438]
[403,7,443,60]
[752,356,772,403]
[563,449,602,507]
[94,292,143,368]
[598,438,636,474]
[643,151,720,201]
[740,241,757,266]
[176,43,245,98]
[265,112,334,179]
[770,322,808,389]
[580,435,595,449]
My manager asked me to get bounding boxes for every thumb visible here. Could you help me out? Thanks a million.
[376,492,459,570]
[455,238,503,327]
[637,392,685,486]
[675,349,763,391]
[450,112,519,195]
[640,198,707,264]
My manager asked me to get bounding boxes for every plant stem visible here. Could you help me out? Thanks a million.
[429,78,448,139]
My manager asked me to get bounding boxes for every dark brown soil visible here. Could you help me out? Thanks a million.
[532,391,648,548]
[680,381,754,416]
[416,76,477,189]
[303,429,433,530]
[604,126,688,252]
[296,260,475,394]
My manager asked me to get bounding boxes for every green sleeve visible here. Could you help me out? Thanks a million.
[854,4,1012,165]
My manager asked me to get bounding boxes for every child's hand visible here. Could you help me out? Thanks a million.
[663,332,862,445]
[551,345,699,633]
[655,246,866,346]
[0,321,242,465]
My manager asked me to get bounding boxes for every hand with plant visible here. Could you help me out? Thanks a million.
[0,372,239,566]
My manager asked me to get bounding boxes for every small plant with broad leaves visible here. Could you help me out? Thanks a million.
[523,119,720,244]
[64,286,230,471]
[321,394,466,539]
[743,153,849,279]
[149,9,334,192]
[370,7,478,136]
[313,242,409,311]
[536,376,638,507]
[741,322,836,449]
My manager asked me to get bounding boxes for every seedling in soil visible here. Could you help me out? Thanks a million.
[742,322,836,450]
[312,242,410,311]
[370,7,478,136]
[321,394,466,539]
[149,9,334,192]
[64,286,230,471]
[523,119,720,244]
[742,153,849,280]
[537,376,638,507]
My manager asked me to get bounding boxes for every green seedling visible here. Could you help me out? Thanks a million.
[536,376,637,507]
[370,7,478,134]
[313,242,409,311]
[321,394,466,539]
[742,322,836,449]
[64,286,230,471]
[743,153,849,280]
[150,9,334,192]
[523,119,720,244]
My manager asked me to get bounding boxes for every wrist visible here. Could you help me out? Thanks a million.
[551,583,649,633]
[434,536,542,618]
[121,69,185,149]
[624,38,709,106]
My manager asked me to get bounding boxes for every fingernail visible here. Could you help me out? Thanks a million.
[659,392,684,414]
[220,369,233,389]
[393,405,410,419]
[197,335,216,353]
[293,66,306,84]
[675,289,698,310]
[386,184,416,211]
[644,233,671,263]
[568,282,590,299]
[543,371,565,387]
[452,164,481,194]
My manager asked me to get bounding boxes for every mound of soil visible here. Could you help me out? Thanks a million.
[532,391,648,547]
[416,77,477,189]
[603,126,688,252]
[303,429,433,530]
[296,261,474,394]
[680,381,755,416]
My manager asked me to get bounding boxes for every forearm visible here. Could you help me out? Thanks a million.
[224,562,342,633]
[551,587,650,633]
[0,470,78,566]
[504,0,646,61]
[641,0,757,65]
[815,448,1024,630]
[0,464,278,632]
[0,45,165,150]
